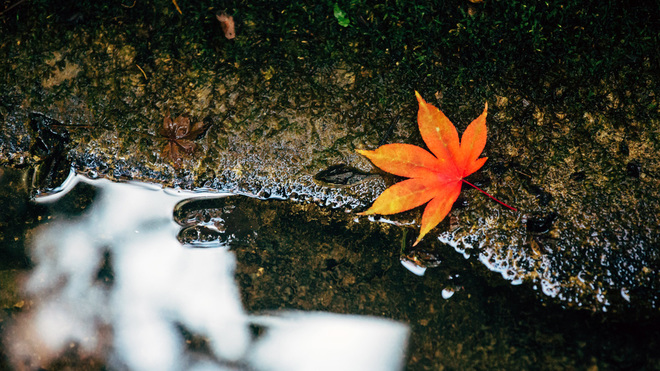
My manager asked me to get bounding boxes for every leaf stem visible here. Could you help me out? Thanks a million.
[462,179,518,212]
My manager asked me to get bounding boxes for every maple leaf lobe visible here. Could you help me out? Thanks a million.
[358,92,490,246]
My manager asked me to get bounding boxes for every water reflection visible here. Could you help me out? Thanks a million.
[4,173,408,370]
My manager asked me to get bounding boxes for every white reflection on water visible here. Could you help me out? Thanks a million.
[5,174,408,371]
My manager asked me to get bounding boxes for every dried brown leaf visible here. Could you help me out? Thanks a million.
[216,12,236,39]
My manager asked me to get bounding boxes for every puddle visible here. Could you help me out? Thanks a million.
[1,171,408,371]
[1,168,660,369]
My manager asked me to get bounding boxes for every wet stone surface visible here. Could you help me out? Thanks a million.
[1,1,659,313]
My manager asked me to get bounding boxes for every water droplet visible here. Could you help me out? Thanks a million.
[400,258,426,276]
[441,288,455,299]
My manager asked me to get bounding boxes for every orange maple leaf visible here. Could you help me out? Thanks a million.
[357,91,516,246]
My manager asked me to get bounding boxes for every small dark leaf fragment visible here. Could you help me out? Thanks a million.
[570,171,586,182]
[626,161,641,178]
[526,212,558,234]
[313,164,373,186]
[216,12,236,39]
[528,184,553,206]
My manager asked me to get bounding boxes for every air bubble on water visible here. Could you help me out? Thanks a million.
[400,258,426,276]
[33,166,79,202]
[441,288,455,299]
[620,287,631,302]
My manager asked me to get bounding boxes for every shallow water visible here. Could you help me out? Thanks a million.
[0,170,408,370]
[1,167,658,370]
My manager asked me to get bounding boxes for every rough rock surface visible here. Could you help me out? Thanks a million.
[1,0,658,311]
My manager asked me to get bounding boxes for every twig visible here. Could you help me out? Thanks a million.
[379,111,400,146]
[0,0,28,17]
[172,0,182,14]
[121,0,136,9]
[136,64,147,80]
[514,169,532,178]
